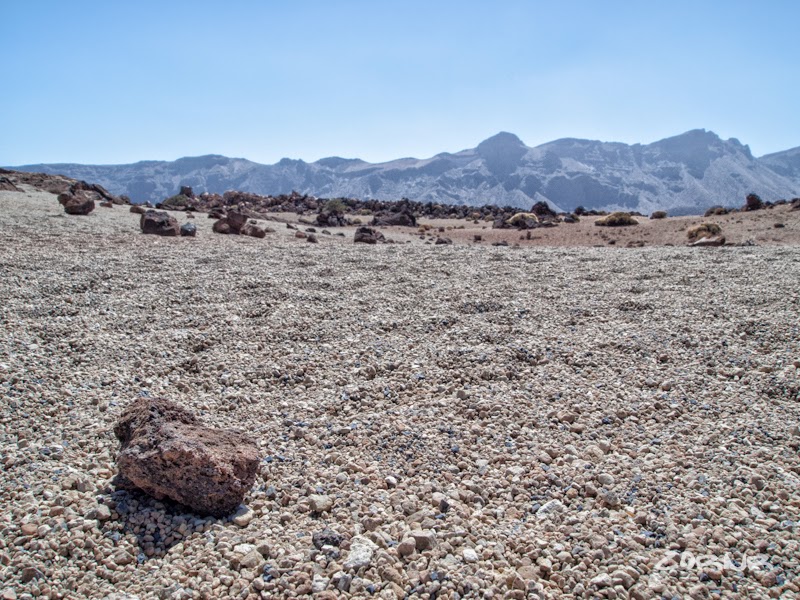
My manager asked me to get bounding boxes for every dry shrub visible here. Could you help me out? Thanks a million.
[595,212,638,227]
[507,212,539,227]
[687,223,722,241]
[649,211,668,219]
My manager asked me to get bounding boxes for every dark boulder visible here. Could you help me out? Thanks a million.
[180,223,197,237]
[530,201,556,219]
[58,191,95,215]
[240,223,266,238]
[354,226,386,244]
[140,210,180,236]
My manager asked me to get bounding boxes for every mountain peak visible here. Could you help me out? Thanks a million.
[477,132,525,152]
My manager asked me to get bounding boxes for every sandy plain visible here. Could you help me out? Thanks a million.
[0,187,799,599]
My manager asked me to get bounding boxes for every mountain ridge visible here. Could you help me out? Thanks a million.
[10,130,800,214]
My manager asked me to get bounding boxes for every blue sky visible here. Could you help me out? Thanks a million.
[2,1,798,165]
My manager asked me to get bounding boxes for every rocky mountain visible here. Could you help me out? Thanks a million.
[759,146,800,189]
[12,130,799,214]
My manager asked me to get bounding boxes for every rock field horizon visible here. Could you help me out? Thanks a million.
[1,185,799,599]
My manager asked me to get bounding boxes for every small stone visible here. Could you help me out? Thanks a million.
[590,573,613,588]
[309,494,334,513]
[312,574,329,593]
[462,548,479,563]
[385,476,398,489]
[612,569,636,589]
[397,538,416,558]
[536,499,565,519]
[410,530,437,551]
[20,523,38,536]
[343,536,377,571]
[660,380,673,391]
[20,566,44,583]
[597,473,615,486]
[2,589,17,600]
[599,490,621,508]
[238,549,262,570]
[112,549,135,566]
[94,504,112,521]
[232,505,254,527]
[312,528,343,550]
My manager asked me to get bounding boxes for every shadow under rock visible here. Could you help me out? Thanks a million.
[98,485,220,562]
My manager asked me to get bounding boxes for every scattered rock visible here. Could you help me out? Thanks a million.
[140,210,180,236]
[354,226,385,244]
[180,223,197,237]
[58,191,95,215]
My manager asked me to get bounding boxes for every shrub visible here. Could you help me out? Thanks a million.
[704,205,729,217]
[322,198,346,214]
[507,212,539,227]
[650,210,668,220]
[687,223,722,242]
[595,212,638,227]
[744,193,764,211]
[574,206,587,216]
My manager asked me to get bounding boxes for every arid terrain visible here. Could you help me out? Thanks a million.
[1,185,799,600]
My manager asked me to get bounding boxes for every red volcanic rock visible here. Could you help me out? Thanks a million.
[58,191,95,215]
[140,209,180,236]
[114,397,260,517]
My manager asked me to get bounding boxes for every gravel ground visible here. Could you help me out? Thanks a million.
[1,189,799,600]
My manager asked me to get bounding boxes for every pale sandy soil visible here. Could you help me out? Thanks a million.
[1,187,799,600]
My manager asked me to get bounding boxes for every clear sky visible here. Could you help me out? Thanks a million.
[2,1,798,165]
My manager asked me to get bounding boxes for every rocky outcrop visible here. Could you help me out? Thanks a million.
[0,176,22,192]
[140,210,180,236]
[113,397,260,516]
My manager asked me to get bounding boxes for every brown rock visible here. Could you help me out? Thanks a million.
[140,210,180,236]
[113,397,260,516]
[212,219,232,234]
[58,191,95,215]
[0,176,22,192]
[354,226,385,244]
[227,211,248,233]
[130,205,147,214]
[240,223,266,238]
